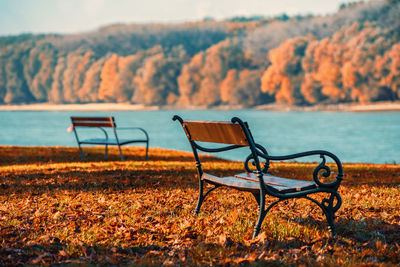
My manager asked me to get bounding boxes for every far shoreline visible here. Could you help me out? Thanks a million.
[0,101,400,112]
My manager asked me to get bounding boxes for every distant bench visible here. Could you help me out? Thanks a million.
[70,116,149,161]
[173,115,343,238]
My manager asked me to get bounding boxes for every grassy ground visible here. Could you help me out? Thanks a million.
[0,146,399,265]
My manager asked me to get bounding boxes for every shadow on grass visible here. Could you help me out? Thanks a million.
[1,215,400,265]
[0,167,245,195]
[0,146,228,166]
[0,234,169,265]
[265,198,400,244]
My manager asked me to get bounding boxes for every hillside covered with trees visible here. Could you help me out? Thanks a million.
[0,0,399,107]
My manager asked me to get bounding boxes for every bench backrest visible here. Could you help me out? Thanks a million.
[174,115,267,179]
[182,121,249,146]
[174,115,262,173]
[71,117,116,128]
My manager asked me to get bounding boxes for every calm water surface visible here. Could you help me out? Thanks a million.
[0,110,399,164]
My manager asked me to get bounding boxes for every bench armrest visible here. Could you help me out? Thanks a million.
[116,127,149,141]
[253,148,343,188]
[95,127,109,141]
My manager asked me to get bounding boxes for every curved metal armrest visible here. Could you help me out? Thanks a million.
[97,127,109,141]
[193,142,243,153]
[117,127,149,141]
[257,149,344,188]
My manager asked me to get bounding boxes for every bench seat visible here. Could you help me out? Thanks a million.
[80,138,149,146]
[202,172,316,194]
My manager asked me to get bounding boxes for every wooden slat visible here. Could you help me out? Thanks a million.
[71,117,113,122]
[234,172,315,191]
[201,172,316,193]
[182,121,248,145]
[72,122,114,128]
[71,117,115,128]
[202,172,261,192]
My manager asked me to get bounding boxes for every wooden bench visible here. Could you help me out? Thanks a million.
[70,117,149,161]
[173,115,343,238]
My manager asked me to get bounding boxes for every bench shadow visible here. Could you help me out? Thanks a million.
[0,167,243,195]
[2,163,398,196]
[0,146,227,166]
[280,215,400,244]
[265,199,400,244]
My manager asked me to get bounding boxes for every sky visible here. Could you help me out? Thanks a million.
[0,0,357,36]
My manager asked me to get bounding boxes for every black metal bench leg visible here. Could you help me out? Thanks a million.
[251,192,261,206]
[145,141,149,161]
[117,144,125,161]
[78,144,85,160]
[304,193,341,237]
[104,144,108,159]
[324,193,340,237]
[253,198,285,238]
[194,180,205,215]
[253,193,266,238]
[326,211,336,237]
[194,181,220,215]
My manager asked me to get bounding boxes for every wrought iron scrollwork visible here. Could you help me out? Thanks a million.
[245,143,270,173]
[303,191,342,236]
[244,154,255,173]
[313,155,339,188]
[321,191,342,213]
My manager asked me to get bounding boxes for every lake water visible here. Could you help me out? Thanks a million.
[0,110,399,164]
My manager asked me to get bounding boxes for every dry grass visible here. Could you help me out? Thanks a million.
[0,146,399,265]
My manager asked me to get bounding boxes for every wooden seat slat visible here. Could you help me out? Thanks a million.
[202,172,316,193]
[182,121,248,145]
[234,172,315,191]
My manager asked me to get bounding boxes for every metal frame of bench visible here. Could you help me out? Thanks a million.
[173,115,343,238]
[71,116,149,161]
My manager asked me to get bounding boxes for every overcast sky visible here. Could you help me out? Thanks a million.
[0,0,357,36]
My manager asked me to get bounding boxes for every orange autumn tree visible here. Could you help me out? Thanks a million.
[302,22,400,104]
[178,39,251,106]
[177,52,205,106]
[189,41,230,106]
[301,36,344,103]
[98,54,119,102]
[262,22,400,105]
[261,37,309,104]
[377,43,400,100]
[220,69,263,106]
[77,57,106,102]
[62,50,93,103]
[134,46,186,105]
[220,69,236,103]
[98,52,145,103]
[3,43,34,103]
[49,50,97,103]
[48,57,66,103]
[24,44,56,102]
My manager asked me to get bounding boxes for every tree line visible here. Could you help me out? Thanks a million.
[0,0,399,106]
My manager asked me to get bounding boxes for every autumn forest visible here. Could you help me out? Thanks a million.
[0,0,399,107]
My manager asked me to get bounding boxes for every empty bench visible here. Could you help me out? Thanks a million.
[173,115,343,238]
[70,117,149,161]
